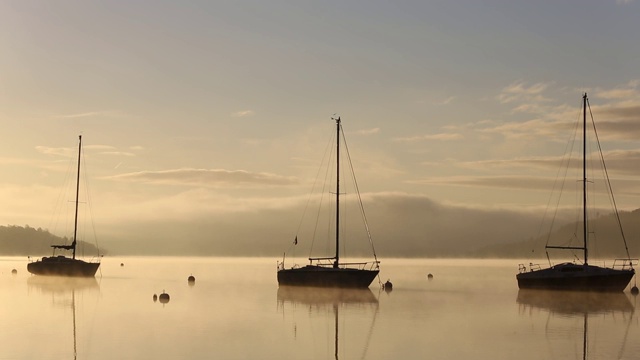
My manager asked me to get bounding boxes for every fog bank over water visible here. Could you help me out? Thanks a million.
[98,192,600,258]
[6,191,639,259]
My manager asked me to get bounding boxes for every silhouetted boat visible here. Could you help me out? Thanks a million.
[28,136,101,277]
[517,94,635,292]
[277,116,380,288]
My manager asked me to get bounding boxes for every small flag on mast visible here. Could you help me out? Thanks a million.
[294,236,298,245]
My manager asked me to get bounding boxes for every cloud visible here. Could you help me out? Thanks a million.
[35,146,75,158]
[393,133,463,142]
[435,96,455,105]
[36,144,138,158]
[52,110,130,119]
[99,151,135,157]
[105,168,300,187]
[231,110,255,117]
[595,80,639,99]
[497,81,551,104]
[53,111,104,119]
[407,175,555,192]
[355,128,380,135]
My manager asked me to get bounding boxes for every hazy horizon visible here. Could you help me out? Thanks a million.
[2,1,640,258]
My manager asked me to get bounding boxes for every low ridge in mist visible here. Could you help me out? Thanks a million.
[0,225,102,257]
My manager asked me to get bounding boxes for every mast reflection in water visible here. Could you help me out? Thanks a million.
[517,290,636,359]
[277,286,379,360]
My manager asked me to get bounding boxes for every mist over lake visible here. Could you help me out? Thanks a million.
[2,257,638,360]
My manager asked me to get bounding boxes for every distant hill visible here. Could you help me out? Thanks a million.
[474,209,640,259]
[0,225,102,257]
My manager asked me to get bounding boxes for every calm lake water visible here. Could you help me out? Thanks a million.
[1,257,638,360]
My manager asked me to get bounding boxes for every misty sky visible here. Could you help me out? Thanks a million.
[2,1,640,255]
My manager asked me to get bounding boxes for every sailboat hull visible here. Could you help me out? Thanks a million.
[278,266,379,288]
[27,256,100,277]
[516,263,635,292]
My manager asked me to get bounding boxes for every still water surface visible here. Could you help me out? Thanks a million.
[1,257,638,360]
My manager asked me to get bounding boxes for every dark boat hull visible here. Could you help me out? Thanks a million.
[27,256,100,277]
[516,263,634,292]
[278,265,379,288]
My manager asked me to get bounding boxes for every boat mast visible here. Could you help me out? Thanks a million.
[334,116,341,268]
[72,135,82,260]
[583,93,588,265]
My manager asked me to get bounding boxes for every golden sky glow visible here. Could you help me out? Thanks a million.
[2,1,640,255]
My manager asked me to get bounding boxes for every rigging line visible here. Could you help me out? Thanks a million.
[543,98,583,260]
[545,98,580,245]
[80,146,101,260]
[49,153,76,242]
[287,125,336,260]
[340,126,379,263]
[359,298,380,360]
[339,148,348,260]
[295,126,336,237]
[588,99,632,260]
[312,130,336,258]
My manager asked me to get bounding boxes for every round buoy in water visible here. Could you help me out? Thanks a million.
[11,269,17,275]
[384,280,393,292]
[159,291,170,304]
[188,275,195,283]
[631,285,639,295]
[427,273,434,280]
[153,294,158,302]
[120,263,124,267]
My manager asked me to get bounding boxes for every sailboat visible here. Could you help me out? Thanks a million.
[517,94,636,292]
[27,135,101,277]
[277,116,380,288]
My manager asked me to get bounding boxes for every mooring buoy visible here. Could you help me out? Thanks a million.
[153,294,158,302]
[159,291,170,303]
[11,269,17,275]
[384,280,393,292]
[188,275,195,283]
[631,285,639,295]
[427,273,434,280]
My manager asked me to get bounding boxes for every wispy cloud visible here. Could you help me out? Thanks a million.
[54,111,103,119]
[100,151,135,157]
[393,133,463,142]
[435,96,455,105]
[105,168,299,187]
[231,110,255,117]
[497,81,551,104]
[595,80,639,100]
[35,146,75,157]
[52,110,129,119]
[36,144,139,158]
[356,128,380,135]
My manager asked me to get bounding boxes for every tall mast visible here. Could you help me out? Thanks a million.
[334,116,341,268]
[583,93,588,265]
[72,135,82,259]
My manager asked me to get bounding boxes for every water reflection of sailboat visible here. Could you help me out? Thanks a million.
[27,276,99,359]
[517,290,635,359]
[277,286,379,360]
